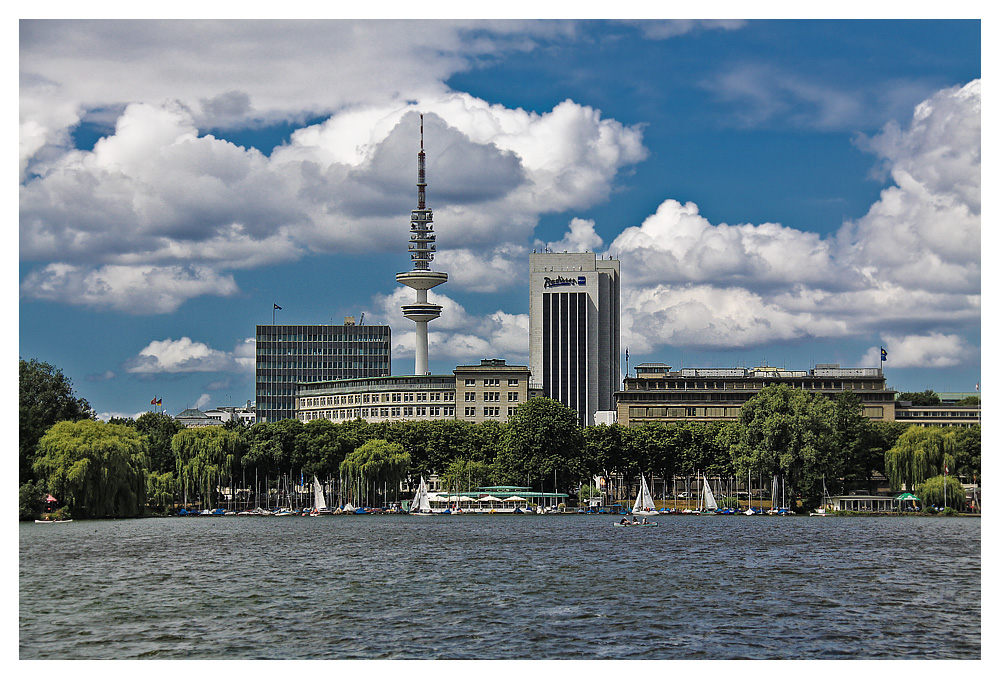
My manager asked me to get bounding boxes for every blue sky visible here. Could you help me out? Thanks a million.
[18,18,982,420]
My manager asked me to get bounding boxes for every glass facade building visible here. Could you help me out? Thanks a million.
[255,323,391,423]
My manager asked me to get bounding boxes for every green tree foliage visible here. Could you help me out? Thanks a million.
[298,419,351,479]
[146,470,176,513]
[19,480,48,521]
[135,411,184,474]
[915,474,967,510]
[19,358,95,484]
[33,419,148,518]
[172,427,245,508]
[885,426,957,492]
[243,420,304,476]
[732,384,837,506]
[583,423,629,478]
[952,425,981,481]
[440,458,493,494]
[340,439,411,506]
[496,397,585,489]
[896,389,941,405]
[955,396,980,406]
[832,392,886,489]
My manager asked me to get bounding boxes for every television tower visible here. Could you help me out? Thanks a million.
[396,115,447,375]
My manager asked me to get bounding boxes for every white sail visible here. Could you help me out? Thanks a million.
[633,475,658,514]
[412,476,432,513]
[702,473,718,511]
[313,475,328,511]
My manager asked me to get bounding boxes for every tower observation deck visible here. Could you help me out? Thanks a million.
[396,114,448,375]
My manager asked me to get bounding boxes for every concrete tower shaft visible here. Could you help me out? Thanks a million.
[396,114,447,375]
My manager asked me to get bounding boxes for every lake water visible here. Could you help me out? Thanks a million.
[19,514,980,660]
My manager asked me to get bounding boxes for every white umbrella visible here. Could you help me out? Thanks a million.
[504,496,527,502]
[478,495,502,502]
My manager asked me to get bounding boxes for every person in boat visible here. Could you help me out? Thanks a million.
[620,517,630,525]
[641,517,649,525]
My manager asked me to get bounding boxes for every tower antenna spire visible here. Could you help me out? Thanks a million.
[417,114,426,210]
[396,112,448,374]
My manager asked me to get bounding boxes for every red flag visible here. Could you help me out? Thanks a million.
[151,397,157,405]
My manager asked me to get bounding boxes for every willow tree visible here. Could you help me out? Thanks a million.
[33,419,148,518]
[339,439,410,507]
[885,426,957,492]
[172,426,245,509]
[915,475,967,510]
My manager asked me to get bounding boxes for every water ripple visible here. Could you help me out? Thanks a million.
[20,514,980,659]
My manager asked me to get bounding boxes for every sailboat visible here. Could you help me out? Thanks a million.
[410,476,433,515]
[809,476,833,516]
[700,472,719,514]
[632,475,659,515]
[309,475,333,515]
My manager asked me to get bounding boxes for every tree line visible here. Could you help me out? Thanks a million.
[19,358,981,519]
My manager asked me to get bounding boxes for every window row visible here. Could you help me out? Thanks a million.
[299,405,457,421]
[463,392,520,402]
[464,378,520,386]
[300,392,456,407]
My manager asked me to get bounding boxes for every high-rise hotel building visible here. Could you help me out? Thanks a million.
[528,252,621,426]
[255,319,390,423]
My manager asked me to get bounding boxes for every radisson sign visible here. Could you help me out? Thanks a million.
[543,275,587,289]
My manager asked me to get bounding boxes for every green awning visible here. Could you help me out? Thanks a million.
[895,492,921,500]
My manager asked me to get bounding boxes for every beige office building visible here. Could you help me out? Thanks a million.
[295,359,532,425]
[617,363,896,426]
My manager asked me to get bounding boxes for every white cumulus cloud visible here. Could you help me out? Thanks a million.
[126,337,255,373]
[611,80,980,356]
[862,333,974,369]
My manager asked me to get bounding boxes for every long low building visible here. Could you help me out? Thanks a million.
[616,362,896,427]
[295,358,535,425]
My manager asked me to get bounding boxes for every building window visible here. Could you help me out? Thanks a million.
[508,407,517,417]
[465,407,476,417]
[416,406,427,416]
[484,379,500,386]
[508,379,519,386]
[484,392,500,402]
[429,407,440,416]
[403,407,413,416]
[465,379,476,386]
[391,407,401,417]
[508,392,519,401]
[465,392,476,402]
[484,407,500,417]
[444,406,455,416]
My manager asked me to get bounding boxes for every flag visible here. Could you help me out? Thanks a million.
[880,347,887,362]
[151,397,157,405]
[273,303,282,310]
[626,347,629,361]
[976,382,980,391]
[156,398,162,406]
